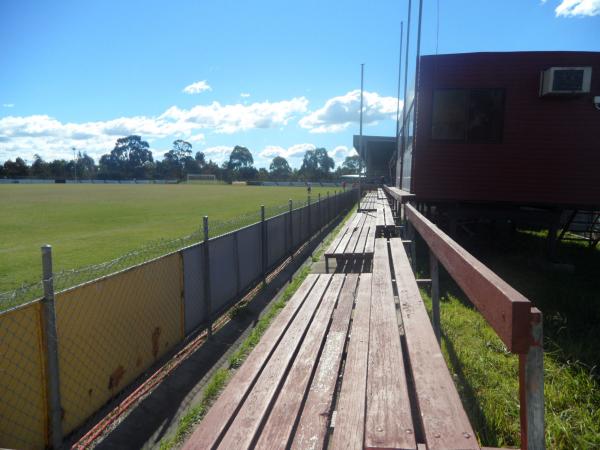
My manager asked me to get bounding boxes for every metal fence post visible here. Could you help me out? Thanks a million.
[289,199,294,259]
[261,205,267,286]
[519,309,545,450]
[408,220,417,272]
[41,245,63,449]
[307,195,311,238]
[429,249,441,343]
[318,193,322,230]
[203,216,212,336]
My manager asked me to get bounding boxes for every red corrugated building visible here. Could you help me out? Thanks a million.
[411,51,600,210]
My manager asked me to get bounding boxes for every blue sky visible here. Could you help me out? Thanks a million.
[1,0,599,169]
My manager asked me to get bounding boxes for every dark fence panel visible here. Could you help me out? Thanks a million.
[182,243,206,334]
[237,223,262,291]
[310,202,320,234]
[291,209,303,250]
[208,234,237,314]
[267,214,287,269]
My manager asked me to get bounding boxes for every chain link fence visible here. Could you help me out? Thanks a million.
[0,193,327,310]
[0,189,356,449]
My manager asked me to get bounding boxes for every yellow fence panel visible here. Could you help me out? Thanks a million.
[0,301,48,449]
[55,252,184,435]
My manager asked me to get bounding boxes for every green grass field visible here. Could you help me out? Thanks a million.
[0,184,335,297]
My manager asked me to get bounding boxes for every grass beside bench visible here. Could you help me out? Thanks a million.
[159,205,357,450]
[416,228,600,449]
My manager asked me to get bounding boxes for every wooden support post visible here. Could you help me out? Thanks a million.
[407,221,416,272]
[519,308,545,450]
[41,245,63,449]
[307,195,311,237]
[429,249,440,343]
[203,216,212,336]
[261,205,267,286]
[288,199,294,260]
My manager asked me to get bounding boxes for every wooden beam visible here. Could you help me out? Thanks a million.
[292,274,360,450]
[255,275,347,449]
[390,238,479,450]
[182,275,322,450]
[329,274,372,450]
[216,276,333,449]
[406,204,533,353]
[364,239,415,450]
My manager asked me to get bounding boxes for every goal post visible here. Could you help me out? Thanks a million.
[187,174,218,184]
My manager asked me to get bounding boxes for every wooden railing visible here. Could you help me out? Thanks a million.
[393,195,544,450]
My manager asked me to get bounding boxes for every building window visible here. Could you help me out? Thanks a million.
[431,88,504,142]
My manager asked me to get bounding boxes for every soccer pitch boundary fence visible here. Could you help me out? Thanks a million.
[0,189,356,449]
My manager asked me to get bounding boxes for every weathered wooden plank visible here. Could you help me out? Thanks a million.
[364,218,377,254]
[389,238,479,450]
[288,274,359,450]
[254,275,346,449]
[354,213,373,254]
[333,214,362,255]
[216,275,334,450]
[183,274,321,450]
[405,204,532,353]
[325,226,350,256]
[329,274,372,450]
[365,239,415,450]
[346,214,367,254]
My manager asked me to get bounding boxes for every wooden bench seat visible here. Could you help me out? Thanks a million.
[375,199,396,237]
[359,191,378,211]
[325,211,376,272]
[389,237,479,450]
[184,238,481,450]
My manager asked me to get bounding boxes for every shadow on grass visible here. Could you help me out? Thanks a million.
[415,223,600,380]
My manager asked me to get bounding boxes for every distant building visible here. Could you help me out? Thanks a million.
[353,135,396,185]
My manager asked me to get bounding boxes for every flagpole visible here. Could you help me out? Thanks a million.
[358,63,364,212]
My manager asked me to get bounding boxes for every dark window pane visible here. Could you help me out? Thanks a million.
[466,89,504,142]
[431,90,467,140]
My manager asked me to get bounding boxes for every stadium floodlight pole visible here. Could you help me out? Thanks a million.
[411,0,424,193]
[358,63,364,213]
[400,0,412,190]
[395,21,404,188]
[72,146,77,182]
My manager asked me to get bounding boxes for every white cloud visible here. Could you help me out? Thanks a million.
[161,97,309,134]
[182,80,212,94]
[554,0,600,16]
[188,134,205,143]
[202,145,233,163]
[2,103,14,108]
[299,90,401,133]
[259,143,316,160]
[0,96,310,161]
[240,93,251,98]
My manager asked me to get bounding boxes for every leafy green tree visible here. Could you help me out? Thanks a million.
[339,154,361,175]
[269,156,292,180]
[228,146,254,170]
[163,139,194,179]
[195,151,206,167]
[100,135,153,179]
[299,148,334,180]
[3,157,29,178]
[31,154,51,178]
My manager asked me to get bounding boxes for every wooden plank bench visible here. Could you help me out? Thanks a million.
[375,199,396,237]
[324,211,376,272]
[389,237,479,450]
[359,191,378,212]
[184,240,484,450]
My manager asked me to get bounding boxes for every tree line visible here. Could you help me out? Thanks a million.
[0,135,361,181]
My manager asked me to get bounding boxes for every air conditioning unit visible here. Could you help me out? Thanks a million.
[539,67,592,96]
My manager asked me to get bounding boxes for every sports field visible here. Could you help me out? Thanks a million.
[0,184,335,295]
